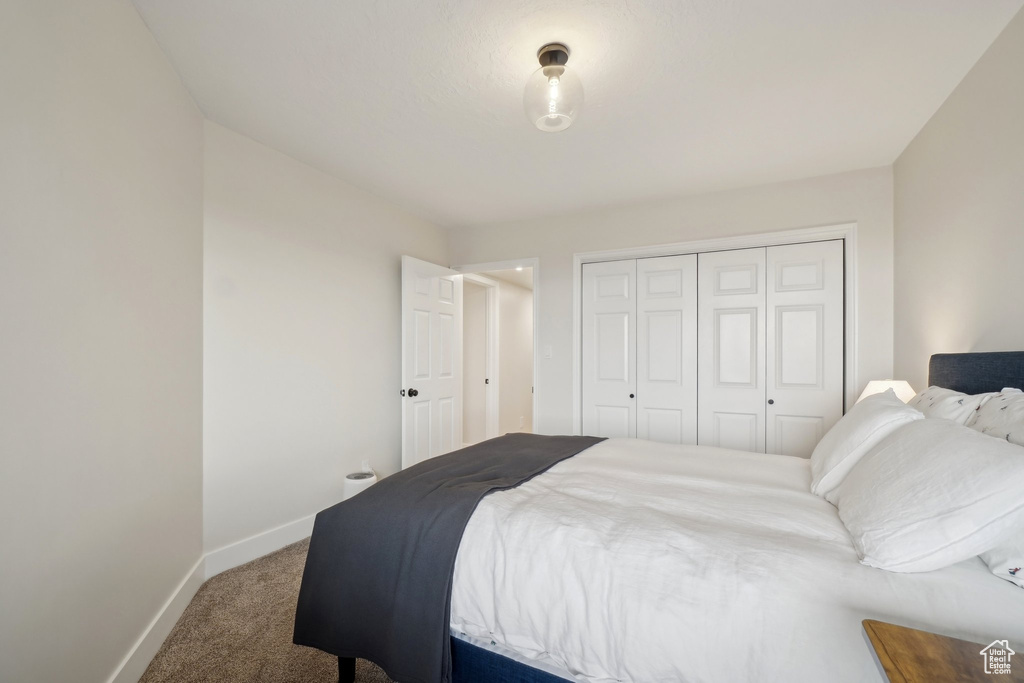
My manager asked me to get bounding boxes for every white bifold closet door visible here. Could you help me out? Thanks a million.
[582,255,697,442]
[697,241,844,456]
[765,241,844,456]
[581,259,637,439]
[635,255,697,443]
[696,247,768,452]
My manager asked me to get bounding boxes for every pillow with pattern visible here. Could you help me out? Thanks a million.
[908,385,995,425]
[981,537,1024,588]
[967,388,1024,446]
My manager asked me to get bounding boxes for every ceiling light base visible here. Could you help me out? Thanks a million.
[537,43,569,67]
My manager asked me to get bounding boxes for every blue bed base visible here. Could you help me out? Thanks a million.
[337,638,566,683]
[451,636,568,683]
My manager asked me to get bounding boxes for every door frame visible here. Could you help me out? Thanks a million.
[462,273,500,442]
[571,223,858,436]
[452,258,540,435]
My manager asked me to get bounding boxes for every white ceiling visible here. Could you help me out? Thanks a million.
[134,0,1022,227]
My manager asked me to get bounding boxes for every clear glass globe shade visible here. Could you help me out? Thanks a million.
[523,65,583,132]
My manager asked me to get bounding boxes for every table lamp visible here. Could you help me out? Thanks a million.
[857,380,916,404]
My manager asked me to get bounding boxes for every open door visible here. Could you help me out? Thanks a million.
[401,256,463,469]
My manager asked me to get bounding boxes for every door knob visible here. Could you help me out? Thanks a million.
[407,388,419,397]
[629,394,635,399]
[767,399,774,405]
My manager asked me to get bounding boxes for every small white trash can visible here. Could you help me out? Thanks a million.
[342,471,378,501]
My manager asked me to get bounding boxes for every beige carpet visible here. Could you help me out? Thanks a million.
[140,539,394,683]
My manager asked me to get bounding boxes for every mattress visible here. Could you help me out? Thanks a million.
[450,438,1024,682]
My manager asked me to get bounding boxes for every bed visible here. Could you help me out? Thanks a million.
[295,352,1024,682]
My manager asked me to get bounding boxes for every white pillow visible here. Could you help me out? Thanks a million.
[809,389,924,500]
[908,385,995,424]
[981,537,1024,588]
[967,388,1024,447]
[832,419,1024,573]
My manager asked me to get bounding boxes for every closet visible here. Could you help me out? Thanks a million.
[581,239,843,457]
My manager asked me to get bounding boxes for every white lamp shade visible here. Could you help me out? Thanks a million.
[857,380,916,404]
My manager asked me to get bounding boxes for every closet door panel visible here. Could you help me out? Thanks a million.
[582,260,637,438]
[698,248,767,452]
[713,412,759,451]
[595,313,630,380]
[636,255,697,444]
[773,415,825,458]
[766,240,844,457]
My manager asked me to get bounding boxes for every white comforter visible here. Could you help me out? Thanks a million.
[450,438,1024,682]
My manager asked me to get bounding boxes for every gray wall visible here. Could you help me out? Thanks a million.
[449,167,895,434]
[497,281,534,434]
[202,122,449,553]
[894,9,1024,390]
[0,1,204,680]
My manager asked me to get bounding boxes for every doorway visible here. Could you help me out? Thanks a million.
[461,267,534,446]
[400,256,539,469]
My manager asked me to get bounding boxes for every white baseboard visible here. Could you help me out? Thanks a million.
[203,514,316,580]
[107,557,206,683]
[107,514,317,683]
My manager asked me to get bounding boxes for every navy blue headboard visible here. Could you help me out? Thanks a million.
[928,352,1024,395]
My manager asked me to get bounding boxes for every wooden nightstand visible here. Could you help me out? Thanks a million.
[863,619,1024,682]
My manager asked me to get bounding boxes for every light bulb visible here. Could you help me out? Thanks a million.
[524,44,583,132]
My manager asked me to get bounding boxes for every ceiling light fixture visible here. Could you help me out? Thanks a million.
[523,43,583,133]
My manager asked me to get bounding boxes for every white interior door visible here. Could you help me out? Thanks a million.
[636,255,698,444]
[765,240,844,457]
[697,248,767,452]
[401,256,462,469]
[582,260,636,438]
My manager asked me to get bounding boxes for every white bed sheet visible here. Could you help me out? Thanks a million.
[450,438,1024,682]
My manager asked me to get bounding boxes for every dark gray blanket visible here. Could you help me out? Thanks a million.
[292,433,604,683]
